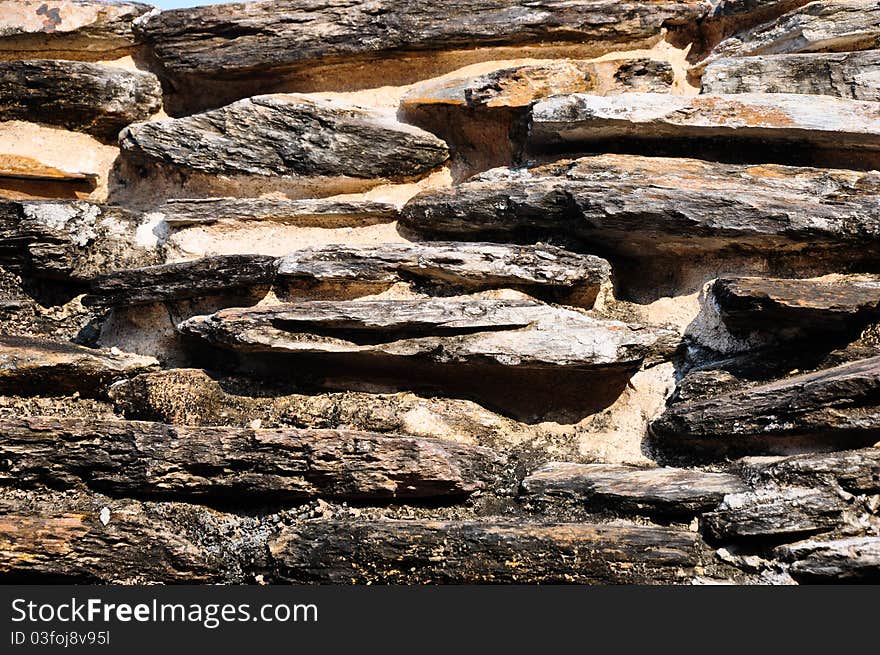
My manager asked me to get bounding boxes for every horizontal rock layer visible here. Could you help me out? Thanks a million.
[400,155,880,266]
[119,95,449,196]
[0,416,499,502]
[741,449,880,495]
[269,519,705,584]
[776,536,880,581]
[0,335,157,396]
[137,0,708,114]
[521,462,746,516]
[702,50,880,100]
[651,356,880,459]
[0,60,161,142]
[529,92,880,169]
[0,0,149,61]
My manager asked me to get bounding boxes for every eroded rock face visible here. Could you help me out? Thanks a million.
[136,0,708,114]
[651,356,880,459]
[529,92,880,169]
[0,0,150,61]
[702,51,880,100]
[0,60,162,142]
[118,94,449,199]
[776,537,880,581]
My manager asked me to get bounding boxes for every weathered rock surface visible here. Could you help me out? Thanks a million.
[702,50,880,100]
[119,95,449,198]
[651,356,880,458]
[0,488,267,583]
[400,58,674,175]
[776,536,880,581]
[521,462,746,516]
[0,416,499,502]
[703,488,846,540]
[180,298,676,420]
[0,335,157,396]
[110,369,530,447]
[400,155,880,268]
[528,92,880,169]
[0,200,161,280]
[276,243,610,307]
[709,274,880,338]
[0,0,150,61]
[0,60,162,141]
[156,197,399,228]
[0,155,98,200]
[269,519,705,584]
[742,449,880,495]
[699,0,880,70]
[136,0,708,114]
[85,255,278,307]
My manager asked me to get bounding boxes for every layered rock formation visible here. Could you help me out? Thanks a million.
[1,0,878,585]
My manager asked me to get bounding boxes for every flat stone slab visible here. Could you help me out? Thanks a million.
[269,519,704,584]
[119,94,449,197]
[400,155,880,266]
[0,335,158,396]
[179,298,677,420]
[0,60,162,141]
[776,536,880,581]
[702,50,880,101]
[528,92,880,169]
[741,449,880,495]
[521,462,747,516]
[651,356,880,459]
[135,0,707,114]
[0,416,500,502]
[156,197,400,228]
[0,0,149,61]
[276,242,611,308]
[699,0,880,70]
[710,274,880,337]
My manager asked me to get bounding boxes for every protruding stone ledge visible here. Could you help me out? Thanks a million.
[276,242,610,307]
[741,449,880,495]
[776,536,880,581]
[179,298,678,421]
[0,60,162,142]
[400,155,880,273]
[0,1,151,62]
[118,95,449,199]
[0,335,158,396]
[651,356,880,459]
[135,0,709,115]
[0,416,501,503]
[269,519,705,584]
[702,51,880,101]
[528,92,880,169]
[521,462,746,517]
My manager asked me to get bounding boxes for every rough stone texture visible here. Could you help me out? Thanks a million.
[702,51,880,101]
[0,416,500,503]
[0,1,150,61]
[401,155,880,267]
[179,298,677,420]
[269,519,705,584]
[119,95,449,197]
[703,488,846,540]
[710,274,880,338]
[276,242,611,307]
[85,255,279,307]
[651,356,880,459]
[528,92,880,170]
[0,488,269,584]
[0,200,161,280]
[0,60,162,142]
[0,335,157,397]
[156,197,400,228]
[521,462,746,516]
[700,0,880,70]
[741,449,880,495]
[136,0,708,114]
[776,537,880,581]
